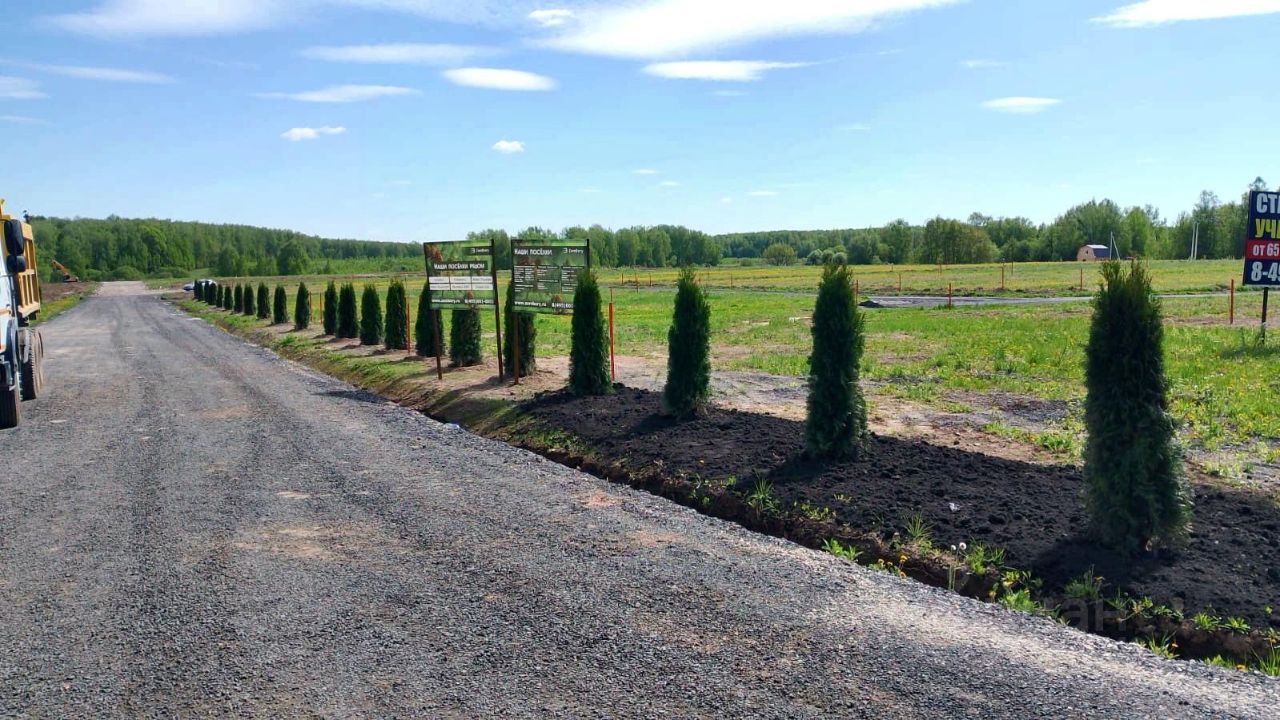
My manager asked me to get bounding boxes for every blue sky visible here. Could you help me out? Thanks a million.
[1,0,1277,242]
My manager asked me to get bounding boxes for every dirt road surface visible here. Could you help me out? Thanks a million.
[1,282,1275,718]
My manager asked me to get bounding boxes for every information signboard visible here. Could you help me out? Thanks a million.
[511,238,589,314]
[424,240,497,308]
[1245,190,1280,287]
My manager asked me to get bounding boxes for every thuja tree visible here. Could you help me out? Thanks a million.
[805,263,867,459]
[663,267,711,417]
[273,285,288,324]
[257,283,270,320]
[323,281,338,335]
[359,284,382,345]
[413,284,444,357]
[449,308,482,366]
[337,283,358,338]
[568,271,611,395]
[233,284,244,313]
[244,283,257,316]
[503,279,536,376]
[193,282,203,302]
[384,280,408,350]
[222,285,231,310]
[294,283,311,330]
[1084,261,1190,553]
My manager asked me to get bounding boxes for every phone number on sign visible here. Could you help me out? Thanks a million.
[1246,259,1280,285]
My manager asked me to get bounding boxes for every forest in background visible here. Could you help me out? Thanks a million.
[27,177,1266,281]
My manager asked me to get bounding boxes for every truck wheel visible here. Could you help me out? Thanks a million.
[20,330,42,400]
[0,365,19,429]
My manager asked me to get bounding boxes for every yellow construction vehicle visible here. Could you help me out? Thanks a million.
[0,198,45,428]
[49,258,79,283]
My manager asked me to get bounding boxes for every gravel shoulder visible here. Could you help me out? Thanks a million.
[0,281,1276,718]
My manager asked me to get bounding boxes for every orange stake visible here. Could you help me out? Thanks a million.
[608,290,616,383]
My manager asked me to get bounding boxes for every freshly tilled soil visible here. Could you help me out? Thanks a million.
[1,282,1276,718]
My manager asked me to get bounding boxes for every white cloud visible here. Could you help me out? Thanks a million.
[747,190,778,197]
[21,63,173,83]
[492,140,525,154]
[529,8,574,27]
[643,60,809,82]
[962,59,1005,69]
[981,96,1061,114]
[720,196,733,204]
[540,0,963,58]
[46,0,559,38]
[281,125,347,141]
[443,67,556,91]
[301,43,499,66]
[0,76,45,99]
[0,115,47,124]
[258,84,418,103]
[658,180,681,187]
[47,0,280,37]
[633,168,659,175]
[1094,0,1280,27]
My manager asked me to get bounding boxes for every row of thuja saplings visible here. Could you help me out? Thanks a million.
[194,279,486,367]
[197,264,1275,671]
[532,260,1277,671]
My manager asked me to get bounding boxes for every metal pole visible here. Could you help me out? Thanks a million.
[1264,288,1271,344]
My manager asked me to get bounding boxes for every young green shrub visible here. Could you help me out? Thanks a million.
[805,263,867,459]
[193,282,203,302]
[1084,261,1190,554]
[244,283,257,316]
[273,285,288,324]
[337,283,358,338]
[322,281,338,334]
[449,307,482,366]
[222,285,231,310]
[503,278,536,377]
[210,284,219,306]
[233,284,244,314]
[568,271,611,395]
[257,283,270,319]
[384,280,408,350]
[359,284,382,345]
[663,267,711,417]
[294,283,311,330]
[413,285,447,358]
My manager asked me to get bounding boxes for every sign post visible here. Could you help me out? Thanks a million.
[423,239,500,379]
[1244,190,1280,341]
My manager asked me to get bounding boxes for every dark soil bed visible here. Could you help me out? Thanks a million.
[524,386,1280,631]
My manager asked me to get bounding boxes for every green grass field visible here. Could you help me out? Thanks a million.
[186,259,1276,462]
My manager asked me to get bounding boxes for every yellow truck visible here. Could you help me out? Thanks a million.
[0,198,45,428]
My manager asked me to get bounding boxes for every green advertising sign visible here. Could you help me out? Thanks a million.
[512,238,589,314]
[424,240,497,309]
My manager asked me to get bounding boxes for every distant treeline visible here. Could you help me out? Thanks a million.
[719,178,1267,266]
[29,178,1266,280]
[29,215,420,282]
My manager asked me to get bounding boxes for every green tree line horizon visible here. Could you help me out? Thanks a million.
[27,177,1266,281]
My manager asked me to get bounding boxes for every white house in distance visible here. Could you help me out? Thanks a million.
[1077,244,1111,261]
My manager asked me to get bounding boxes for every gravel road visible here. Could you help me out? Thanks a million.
[1,282,1275,719]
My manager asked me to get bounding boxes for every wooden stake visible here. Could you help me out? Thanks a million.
[1079,267,1084,292]
[1229,278,1235,325]
[431,308,443,380]
[1001,265,1006,292]
[947,282,953,309]
[404,297,412,351]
